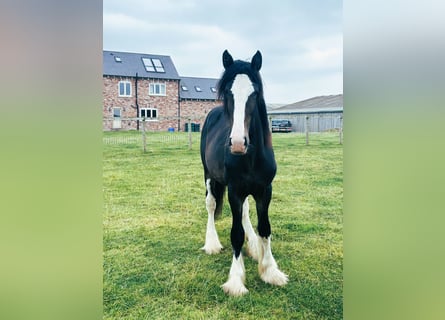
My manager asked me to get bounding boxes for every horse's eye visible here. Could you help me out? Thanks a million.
[248,92,257,102]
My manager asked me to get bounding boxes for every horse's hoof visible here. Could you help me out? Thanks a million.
[221,279,249,296]
[201,244,223,254]
[260,266,288,286]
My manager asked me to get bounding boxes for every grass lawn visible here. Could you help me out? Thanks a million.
[103,131,343,319]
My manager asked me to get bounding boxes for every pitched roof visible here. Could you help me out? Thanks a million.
[103,50,180,80]
[179,77,219,100]
[268,94,343,114]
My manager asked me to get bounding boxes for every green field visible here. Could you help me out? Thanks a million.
[103,131,343,319]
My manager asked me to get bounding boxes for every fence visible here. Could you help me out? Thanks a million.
[103,115,205,132]
[103,132,193,145]
[303,115,343,145]
[103,115,343,151]
[271,113,343,133]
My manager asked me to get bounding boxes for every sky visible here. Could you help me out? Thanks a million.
[103,0,342,104]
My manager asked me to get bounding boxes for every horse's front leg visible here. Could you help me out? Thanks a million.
[255,185,288,286]
[221,186,248,296]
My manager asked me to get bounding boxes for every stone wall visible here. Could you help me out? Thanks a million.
[179,99,222,131]
[103,76,222,132]
[103,76,179,131]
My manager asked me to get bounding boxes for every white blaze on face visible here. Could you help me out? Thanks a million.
[230,74,254,152]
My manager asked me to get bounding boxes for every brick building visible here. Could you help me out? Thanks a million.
[103,50,221,131]
[179,76,220,131]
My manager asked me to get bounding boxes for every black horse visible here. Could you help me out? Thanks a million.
[200,50,288,296]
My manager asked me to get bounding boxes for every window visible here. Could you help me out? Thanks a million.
[149,83,166,96]
[140,108,158,120]
[114,56,122,62]
[118,81,131,97]
[151,59,165,72]
[195,86,202,92]
[210,87,217,93]
[142,58,155,72]
[181,85,188,91]
[142,57,165,73]
[113,107,121,118]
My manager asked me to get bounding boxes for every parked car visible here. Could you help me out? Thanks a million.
[271,119,292,133]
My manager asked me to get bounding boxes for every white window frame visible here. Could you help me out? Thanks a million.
[118,80,132,97]
[149,83,166,96]
[139,108,158,120]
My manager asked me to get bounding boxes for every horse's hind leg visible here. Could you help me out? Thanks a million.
[241,197,259,261]
[201,178,224,254]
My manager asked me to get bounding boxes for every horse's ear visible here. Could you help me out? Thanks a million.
[251,50,262,71]
[222,50,234,69]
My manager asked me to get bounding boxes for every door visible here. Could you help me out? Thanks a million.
[112,107,122,129]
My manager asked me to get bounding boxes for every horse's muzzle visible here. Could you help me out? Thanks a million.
[229,137,248,155]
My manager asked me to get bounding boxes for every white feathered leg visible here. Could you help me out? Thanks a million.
[241,198,259,260]
[221,253,249,296]
[258,236,288,286]
[201,179,223,254]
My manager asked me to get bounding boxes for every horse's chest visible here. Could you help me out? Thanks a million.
[225,162,274,190]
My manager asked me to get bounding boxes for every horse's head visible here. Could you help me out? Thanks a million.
[218,50,264,155]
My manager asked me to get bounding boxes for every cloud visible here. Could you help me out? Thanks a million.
[103,1,343,104]
[302,34,343,69]
[103,13,149,31]
[104,14,255,77]
[264,71,342,103]
[287,34,343,71]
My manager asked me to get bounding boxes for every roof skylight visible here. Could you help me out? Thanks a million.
[152,59,165,72]
[142,57,165,73]
[195,86,202,92]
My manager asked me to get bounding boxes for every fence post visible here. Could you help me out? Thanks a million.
[305,116,309,145]
[339,116,343,145]
[142,118,147,152]
[188,118,192,150]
